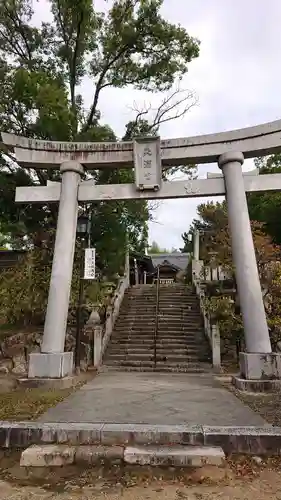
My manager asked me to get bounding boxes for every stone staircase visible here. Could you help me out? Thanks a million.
[103,283,211,372]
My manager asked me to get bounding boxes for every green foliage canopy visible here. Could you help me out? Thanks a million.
[0,0,200,271]
[247,155,281,246]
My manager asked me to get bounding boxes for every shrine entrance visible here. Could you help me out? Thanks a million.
[3,119,281,386]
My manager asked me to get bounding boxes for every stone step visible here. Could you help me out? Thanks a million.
[110,341,198,348]
[123,445,225,467]
[157,328,203,333]
[104,359,205,368]
[121,306,156,310]
[126,293,156,296]
[104,364,208,373]
[111,335,199,341]
[158,313,201,317]
[105,284,209,374]
[110,335,201,341]
[158,295,198,299]
[158,307,200,311]
[125,299,156,303]
[156,330,203,334]
[159,308,201,312]
[109,346,201,353]
[126,296,156,299]
[111,336,201,342]
[106,354,201,361]
[132,290,187,292]
[116,319,202,325]
[158,302,199,306]
[121,308,157,312]
[104,356,205,364]
[117,317,157,322]
[123,301,156,304]
[20,444,225,468]
[157,317,202,322]
[122,303,199,308]
[158,293,197,296]
[115,330,202,336]
[104,354,199,362]
[123,303,199,308]
[117,318,202,323]
[114,326,202,333]
[115,322,156,327]
[107,347,200,354]
[114,330,203,335]
[11,421,277,455]
[109,341,199,354]
[158,305,199,309]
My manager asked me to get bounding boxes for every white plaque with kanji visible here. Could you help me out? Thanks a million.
[133,137,161,191]
[84,248,96,280]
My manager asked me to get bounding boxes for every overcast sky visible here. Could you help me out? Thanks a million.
[35,0,281,250]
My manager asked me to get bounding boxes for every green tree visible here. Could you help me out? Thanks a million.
[180,232,192,253]
[148,240,169,253]
[247,155,281,245]
[186,200,279,267]
[0,0,200,269]
[181,202,228,260]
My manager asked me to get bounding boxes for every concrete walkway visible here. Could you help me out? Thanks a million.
[40,371,265,426]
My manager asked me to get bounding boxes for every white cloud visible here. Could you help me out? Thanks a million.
[32,0,281,249]
[149,0,281,249]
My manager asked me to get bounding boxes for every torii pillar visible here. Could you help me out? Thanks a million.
[218,152,281,389]
[29,161,84,379]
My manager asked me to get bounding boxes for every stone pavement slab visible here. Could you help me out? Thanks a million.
[39,371,266,426]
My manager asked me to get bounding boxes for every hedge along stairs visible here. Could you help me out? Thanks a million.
[103,283,211,372]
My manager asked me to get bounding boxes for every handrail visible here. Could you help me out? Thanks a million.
[192,270,221,370]
[153,266,160,369]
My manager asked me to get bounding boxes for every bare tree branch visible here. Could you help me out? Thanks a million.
[148,199,162,213]
[129,85,198,135]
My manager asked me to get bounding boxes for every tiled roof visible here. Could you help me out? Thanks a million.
[148,253,190,271]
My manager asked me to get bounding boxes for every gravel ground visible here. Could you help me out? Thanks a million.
[0,476,281,500]
[224,382,281,426]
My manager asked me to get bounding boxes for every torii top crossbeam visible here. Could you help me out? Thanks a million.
[2,118,281,169]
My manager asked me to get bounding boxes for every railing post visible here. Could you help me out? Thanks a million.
[94,325,103,367]
[125,245,130,287]
[196,279,221,371]
[154,266,160,369]
[134,258,139,285]
[211,324,221,370]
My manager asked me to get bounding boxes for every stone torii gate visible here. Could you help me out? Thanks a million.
[3,119,281,386]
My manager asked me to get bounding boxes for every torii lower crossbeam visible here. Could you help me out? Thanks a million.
[15,173,281,203]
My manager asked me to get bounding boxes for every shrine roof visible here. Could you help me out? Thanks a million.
[149,253,190,271]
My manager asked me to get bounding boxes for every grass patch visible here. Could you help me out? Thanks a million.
[0,372,95,421]
[0,387,74,421]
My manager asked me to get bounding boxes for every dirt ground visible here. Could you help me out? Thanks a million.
[1,454,281,500]
[1,477,281,500]
[220,377,281,426]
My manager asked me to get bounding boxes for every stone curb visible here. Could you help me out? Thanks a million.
[0,422,280,455]
[20,444,225,468]
[232,376,281,393]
